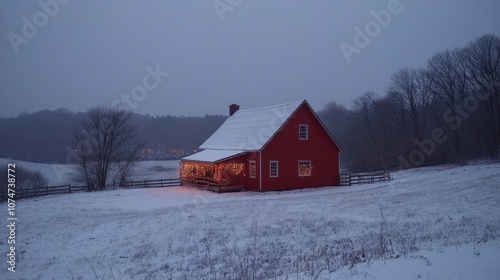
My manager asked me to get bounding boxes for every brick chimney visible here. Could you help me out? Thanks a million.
[229,104,240,116]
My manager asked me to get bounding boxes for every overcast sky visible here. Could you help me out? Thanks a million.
[1,0,499,118]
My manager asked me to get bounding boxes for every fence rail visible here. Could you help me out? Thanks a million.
[0,178,181,201]
[118,178,181,188]
[340,171,391,186]
[0,184,87,201]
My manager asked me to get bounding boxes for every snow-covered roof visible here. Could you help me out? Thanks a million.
[199,100,304,151]
[182,149,246,163]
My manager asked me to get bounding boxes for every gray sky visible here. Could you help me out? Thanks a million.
[1,0,499,118]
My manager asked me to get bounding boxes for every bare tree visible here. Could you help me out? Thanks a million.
[1,167,49,200]
[111,143,143,187]
[464,34,500,158]
[72,107,143,191]
[427,49,469,162]
[350,92,397,171]
[327,34,499,171]
[388,67,432,141]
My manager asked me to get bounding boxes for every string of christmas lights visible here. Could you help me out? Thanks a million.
[180,162,245,181]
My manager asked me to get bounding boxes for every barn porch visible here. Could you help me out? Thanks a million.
[180,150,247,193]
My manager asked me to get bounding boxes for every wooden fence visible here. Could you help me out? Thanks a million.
[0,184,87,201]
[118,178,181,188]
[0,178,181,201]
[340,171,391,186]
[0,172,390,200]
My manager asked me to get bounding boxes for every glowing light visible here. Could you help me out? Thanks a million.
[181,162,245,182]
[298,161,312,176]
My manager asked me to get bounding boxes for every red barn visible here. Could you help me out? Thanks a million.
[180,100,342,192]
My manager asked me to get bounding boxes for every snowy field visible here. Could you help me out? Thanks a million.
[128,160,180,181]
[0,158,180,186]
[0,161,499,279]
[0,158,76,186]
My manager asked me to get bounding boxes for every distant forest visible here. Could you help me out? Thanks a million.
[319,34,500,171]
[2,34,499,172]
[0,108,226,163]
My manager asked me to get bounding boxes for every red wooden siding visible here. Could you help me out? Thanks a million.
[243,152,260,191]
[261,103,340,191]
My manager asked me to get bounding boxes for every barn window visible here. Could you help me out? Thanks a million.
[299,124,308,140]
[270,161,279,178]
[298,161,312,177]
[249,160,256,178]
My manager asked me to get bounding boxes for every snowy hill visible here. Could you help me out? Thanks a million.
[0,161,499,279]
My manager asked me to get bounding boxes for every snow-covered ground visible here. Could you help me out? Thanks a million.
[0,158,76,186]
[128,160,180,181]
[0,160,499,279]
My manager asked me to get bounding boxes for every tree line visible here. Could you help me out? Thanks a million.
[0,109,226,163]
[319,34,500,172]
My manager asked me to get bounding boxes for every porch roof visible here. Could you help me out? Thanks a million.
[182,149,246,163]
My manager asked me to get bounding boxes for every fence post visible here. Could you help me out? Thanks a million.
[69,184,71,194]
[47,186,49,195]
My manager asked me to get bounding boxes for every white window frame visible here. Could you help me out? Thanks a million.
[270,161,279,178]
[298,160,312,177]
[299,124,308,140]
[249,160,256,178]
